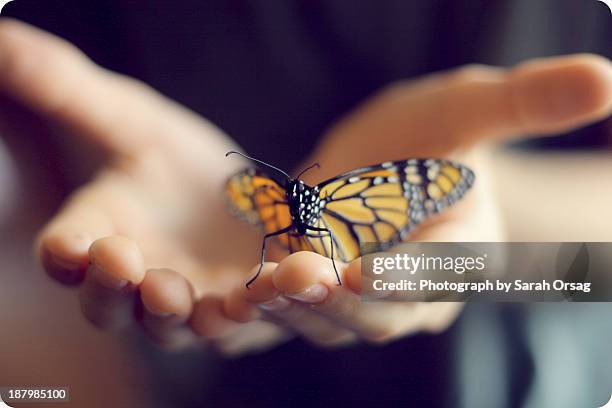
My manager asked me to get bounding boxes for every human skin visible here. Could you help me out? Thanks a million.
[1,19,610,354]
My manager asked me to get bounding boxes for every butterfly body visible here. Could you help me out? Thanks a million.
[287,180,322,234]
[225,151,475,287]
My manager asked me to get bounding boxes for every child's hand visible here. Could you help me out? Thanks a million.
[217,55,612,351]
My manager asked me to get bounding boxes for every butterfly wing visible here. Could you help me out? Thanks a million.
[304,159,475,262]
[225,168,292,233]
[226,168,312,252]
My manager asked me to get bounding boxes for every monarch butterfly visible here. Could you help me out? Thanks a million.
[225,151,475,288]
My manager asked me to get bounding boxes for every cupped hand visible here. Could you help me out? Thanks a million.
[219,55,612,349]
[5,19,611,355]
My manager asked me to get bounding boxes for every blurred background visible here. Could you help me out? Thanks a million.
[0,1,611,407]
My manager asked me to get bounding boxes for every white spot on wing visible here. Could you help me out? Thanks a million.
[427,167,439,180]
[406,174,422,184]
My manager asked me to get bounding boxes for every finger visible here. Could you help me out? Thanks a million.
[222,264,297,338]
[37,186,114,285]
[309,54,612,178]
[139,268,197,350]
[213,269,294,355]
[234,262,355,347]
[0,19,230,156]
[190,296,244,340]
[509,55,612,134]
[79,236,145,330]
[273,252,426,343]
[223,285,263,323]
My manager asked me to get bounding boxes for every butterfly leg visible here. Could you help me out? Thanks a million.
[306,226,342,286]
[246,225,294,289]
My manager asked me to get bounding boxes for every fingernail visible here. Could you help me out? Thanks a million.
[144,303,175,318]
[90,263,129,290]
[258,296,290,311]
[42,250,85,285]
[549,83,594,119]
[286,284,329,304]
[67,233,93,254]
[50,255,83,284]
[50,254,81,271]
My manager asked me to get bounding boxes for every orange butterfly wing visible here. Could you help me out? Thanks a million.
[225,169,291,232]
[225,169,312,253]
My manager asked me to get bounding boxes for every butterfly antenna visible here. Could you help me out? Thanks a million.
[296,162,320,179]
[226,151,291,180]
